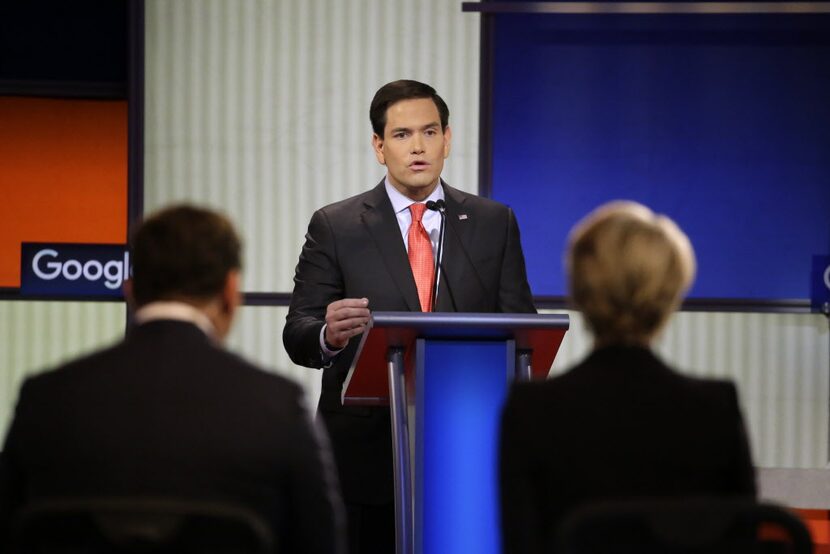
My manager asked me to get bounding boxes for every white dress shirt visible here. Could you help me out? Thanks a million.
[384,178,445,257]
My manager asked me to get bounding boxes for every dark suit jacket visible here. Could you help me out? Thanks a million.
[0,320,344,554]
[283,181,536,504]
[499,345,757,554]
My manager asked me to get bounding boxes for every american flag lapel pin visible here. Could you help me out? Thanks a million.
[458,214,468,220]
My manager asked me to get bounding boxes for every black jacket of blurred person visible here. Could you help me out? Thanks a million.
[500,201,756,554]
[0,205,345,554]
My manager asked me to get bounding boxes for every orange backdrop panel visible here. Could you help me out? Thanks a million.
[794,508,830,554]
[0,96,128,288]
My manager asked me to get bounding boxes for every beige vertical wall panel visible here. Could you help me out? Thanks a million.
[144,0,480,294]
[547,310,830,469]
[0,302,126,439]
[226,306,323,411]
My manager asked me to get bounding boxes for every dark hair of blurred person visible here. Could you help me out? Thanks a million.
[130,204,242,307]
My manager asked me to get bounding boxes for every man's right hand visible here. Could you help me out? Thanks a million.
[324,298,370,350]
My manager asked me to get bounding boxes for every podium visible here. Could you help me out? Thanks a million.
[342,312,569,554]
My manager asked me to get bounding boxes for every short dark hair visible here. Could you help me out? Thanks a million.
[130,205,242,306]
[369,79,450,137]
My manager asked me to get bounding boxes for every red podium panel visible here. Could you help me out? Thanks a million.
[342,312,568,406]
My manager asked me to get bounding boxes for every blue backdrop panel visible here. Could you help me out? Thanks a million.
[418,340,510,554]
[491,13,830,300]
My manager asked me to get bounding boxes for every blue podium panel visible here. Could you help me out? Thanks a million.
[416,339,514,554]
[345,312,569,554]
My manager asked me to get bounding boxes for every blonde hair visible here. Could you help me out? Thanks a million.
[566,201,696,345]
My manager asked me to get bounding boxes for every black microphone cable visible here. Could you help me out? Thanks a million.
[426,199,446,311]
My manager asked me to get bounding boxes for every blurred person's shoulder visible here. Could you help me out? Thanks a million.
[671,369,741,413]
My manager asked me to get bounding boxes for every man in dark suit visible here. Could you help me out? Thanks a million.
[283,80,537,553]
[499,201,756,554]
[0,205,345,554]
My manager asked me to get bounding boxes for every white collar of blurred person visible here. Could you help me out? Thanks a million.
[134,301,217,339]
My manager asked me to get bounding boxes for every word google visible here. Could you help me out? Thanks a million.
[21,243,130,298]
[32,249,129,290]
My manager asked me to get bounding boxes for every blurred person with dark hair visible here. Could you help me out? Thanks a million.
[1,205,345,554]
[284,79,536,554]
[499,201,756,554]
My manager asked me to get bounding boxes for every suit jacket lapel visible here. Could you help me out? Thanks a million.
[437,182,485,312]
[361,182,421,311]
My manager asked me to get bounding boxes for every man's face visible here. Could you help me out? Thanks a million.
[372,97,451,201]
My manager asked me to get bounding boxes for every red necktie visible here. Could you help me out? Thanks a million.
[408,203,434,312]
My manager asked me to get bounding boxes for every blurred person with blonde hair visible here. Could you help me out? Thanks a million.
[499,200,756,554]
